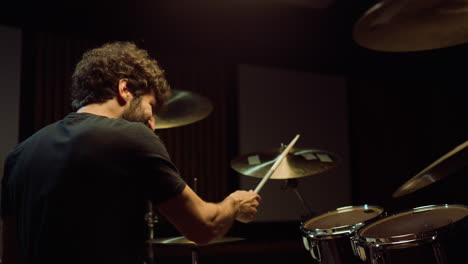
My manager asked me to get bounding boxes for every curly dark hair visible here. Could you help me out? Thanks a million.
[71,41,171,113]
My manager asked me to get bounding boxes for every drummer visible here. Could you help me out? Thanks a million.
[1,41,261,264]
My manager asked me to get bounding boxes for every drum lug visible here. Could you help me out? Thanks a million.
[431,233,449,264]
[369,244,385,264]
[309,238,322,261]
[350,235,360,258]
[302,236,310,251]
[302,235,322,261]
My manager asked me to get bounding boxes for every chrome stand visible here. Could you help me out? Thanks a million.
[282,178,315,221]
[191,177,199,264]
[191,248,200,264]
[277,143,314,221]
[145,200,158,264]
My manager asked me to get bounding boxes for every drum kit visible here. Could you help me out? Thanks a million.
[146,2,468,261]
[300,141,467,264]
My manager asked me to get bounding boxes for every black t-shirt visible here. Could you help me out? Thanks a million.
[1,112,186,264]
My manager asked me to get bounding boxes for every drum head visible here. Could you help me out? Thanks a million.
[303,205,383,236]
[359,204,468,239]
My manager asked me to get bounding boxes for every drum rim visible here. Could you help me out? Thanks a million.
[300,204,384,238]
[354,204,468,245]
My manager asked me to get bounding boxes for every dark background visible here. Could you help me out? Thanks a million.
[1,0,467,263]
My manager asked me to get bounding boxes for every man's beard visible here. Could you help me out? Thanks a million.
[121,97,150,124]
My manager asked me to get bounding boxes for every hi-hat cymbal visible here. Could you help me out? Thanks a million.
[353,0,468,52]
[393,141,468,198]
[231,148,339,179]
[151,236,244,246]
[154,90,213,129]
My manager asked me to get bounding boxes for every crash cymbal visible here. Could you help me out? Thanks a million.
[353,0,468,52]
[231,148,339,179]
[154,90,213,129]
[393,141,468,198]
[152,236,244,246]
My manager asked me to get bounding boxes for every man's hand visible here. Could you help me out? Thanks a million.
[228,190,261,223]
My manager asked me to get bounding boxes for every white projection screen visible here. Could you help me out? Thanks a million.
[237,64,351,222]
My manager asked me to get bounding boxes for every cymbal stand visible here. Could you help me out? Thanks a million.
[191,247,200,264]
[276,142,314,221]
[191,177,201,264]
[282,178,314,221]
[145,200,158,264]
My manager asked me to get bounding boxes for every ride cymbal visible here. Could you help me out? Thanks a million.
[151,236,244,246]
[154,90,213,129]
[231,148,339,179]
[393,141,468,198]
[353,0,468,52]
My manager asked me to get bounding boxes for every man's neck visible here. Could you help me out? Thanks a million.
[76,99,123,119]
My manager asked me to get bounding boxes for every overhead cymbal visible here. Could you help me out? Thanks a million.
[151,236,244,246]
[231,148,339,179]
[154,89,213,129]
[353,0,468,52]
[393,141,468,198]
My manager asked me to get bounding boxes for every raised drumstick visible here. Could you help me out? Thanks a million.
[253,134,300,193]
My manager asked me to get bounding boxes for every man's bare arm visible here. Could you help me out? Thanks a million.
[157,185,260,244]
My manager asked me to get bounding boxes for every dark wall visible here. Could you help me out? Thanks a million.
[349,80,468,213]
[348,34,468,214]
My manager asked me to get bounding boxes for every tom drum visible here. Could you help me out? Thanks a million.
[352,204,468,264]
[301,205,384,263]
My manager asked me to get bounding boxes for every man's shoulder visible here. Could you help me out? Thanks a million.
[6,120,60,156]
[106,119,157,140]
[90,118,164,149]
[67,113,152,138]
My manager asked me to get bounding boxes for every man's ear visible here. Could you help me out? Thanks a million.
[117,79,132,105]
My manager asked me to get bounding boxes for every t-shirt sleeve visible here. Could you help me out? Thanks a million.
[142,157,186,205]
[127,124,186,205]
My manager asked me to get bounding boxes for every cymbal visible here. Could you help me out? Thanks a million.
[154,90,213,129]
[393,141,468,198]
[231,148,339,179]
[353,0,468,52]
[151,236,244,246]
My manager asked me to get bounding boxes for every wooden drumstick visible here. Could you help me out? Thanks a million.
[253,134,300,194]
